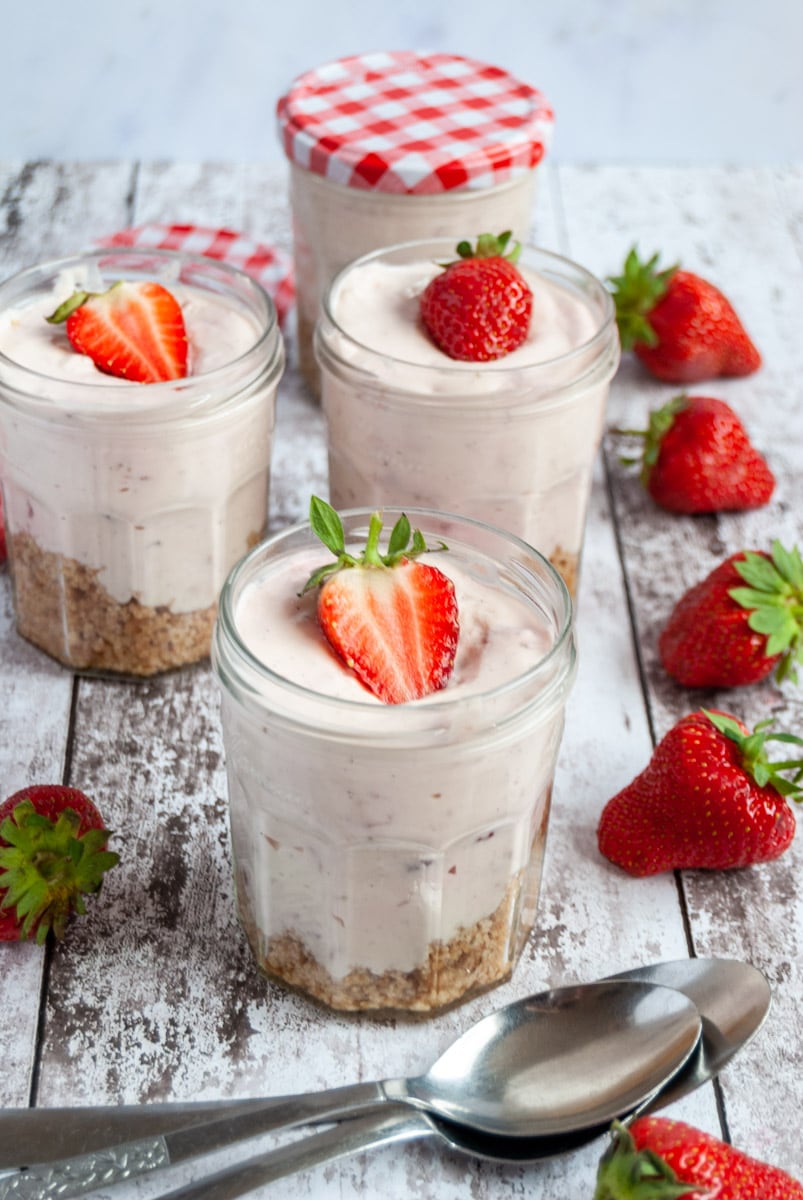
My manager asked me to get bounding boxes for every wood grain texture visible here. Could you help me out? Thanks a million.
[0,161,800,1195]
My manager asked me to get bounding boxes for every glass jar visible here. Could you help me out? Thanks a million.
[277,51,553,395]
[212,508,576,1014]
[316,240,620,596]
[0,248,284,676]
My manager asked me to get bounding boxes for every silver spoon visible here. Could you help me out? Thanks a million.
[94,957,771,1200]
[2,955,771,1197]
[0,977,701,1198]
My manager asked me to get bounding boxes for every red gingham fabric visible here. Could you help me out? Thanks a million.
[277,51,554,195]
[97,225,295,328]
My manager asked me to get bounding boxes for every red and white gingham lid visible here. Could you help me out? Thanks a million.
[277,51,554,195]
[97,224,295,328]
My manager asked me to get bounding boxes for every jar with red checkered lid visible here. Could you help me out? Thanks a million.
[276,51,553,394]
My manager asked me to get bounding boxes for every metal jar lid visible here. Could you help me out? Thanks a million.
[277,51,554,195]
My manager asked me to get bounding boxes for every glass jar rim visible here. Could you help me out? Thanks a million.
[318,238,617,390]
[213,506,576,733]
[0,247,281,418]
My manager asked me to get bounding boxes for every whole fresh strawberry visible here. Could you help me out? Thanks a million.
[609,247,761,383]
[47,279,188,382]
[618,393,774,513]
[659,542,803,688]
[419,231,533,361]
[0,785,119,943]
[595,1118,803,1199]
[303,497,459,704]
[597,709,803,875]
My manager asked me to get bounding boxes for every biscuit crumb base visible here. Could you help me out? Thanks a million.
[550,547,578,597]
[296,309,322,399]
[245,876,523,1014]
[10,530,219,676]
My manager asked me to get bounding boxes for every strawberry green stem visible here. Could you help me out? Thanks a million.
[610,394,688,483]
[594,1123,699,1199]
[361,511,386,568]
[453,231,522,264]
[302,497,447,594]
[607,247,678,351]
[702,710,803,799]
[46,281,125,325]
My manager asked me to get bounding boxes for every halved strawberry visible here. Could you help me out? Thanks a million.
[303,497,459,704]
[47,280,188,382]
[0,785,119,943]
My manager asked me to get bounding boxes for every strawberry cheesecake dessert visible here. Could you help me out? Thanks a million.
[212,499,576,1013]
[316,235,620,595]
[0,248,284,675]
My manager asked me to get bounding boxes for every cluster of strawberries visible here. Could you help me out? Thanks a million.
[596,248,802,881]
[595,251,802,1195]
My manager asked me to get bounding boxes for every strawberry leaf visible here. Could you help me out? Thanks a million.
[607,246,678,352]
[46,290,95,324]
[309,496,346,558]
[456,231,519,263]
[701,710,803,802]
[0,798,118,943]
[386,513,412,559]
[728,542,803,676]
[733,551,787,592]
[772,540,803,587]
[303,499,449,594]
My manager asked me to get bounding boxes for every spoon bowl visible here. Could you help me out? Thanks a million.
[400,978,701,1137]
[419,956,772,1164]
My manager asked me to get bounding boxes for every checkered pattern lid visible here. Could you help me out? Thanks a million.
[277,52,553,195]
[97,224,295,328]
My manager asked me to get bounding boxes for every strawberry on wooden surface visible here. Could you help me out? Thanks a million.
[609,246,761,383]
[597,709,803,876]
[616,393,774,513]
[419,231,533,362]
[303,497,459,705]
[47,279,189,382]
[595,1118,803,1199]
[659,542,803,688]
[0,785,119,943]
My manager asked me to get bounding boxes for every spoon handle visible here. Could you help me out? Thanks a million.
[0,1109,427,1200]
[0,1081,388,1170]
[0,1083,394,1199]
[151,1110,432,1200]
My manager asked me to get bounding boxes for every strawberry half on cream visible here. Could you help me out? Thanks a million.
[302,496,459,704]
[47,279,189,382]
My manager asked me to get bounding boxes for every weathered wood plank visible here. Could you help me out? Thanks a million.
[0,160,135,274]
